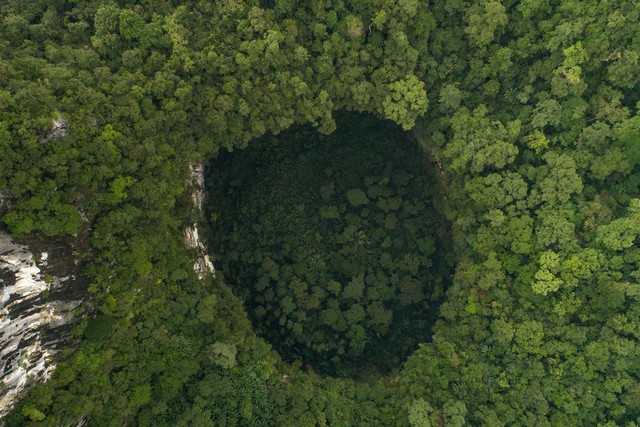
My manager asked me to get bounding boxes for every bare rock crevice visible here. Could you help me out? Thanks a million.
[184,164,215,280]
[42,113,68,144]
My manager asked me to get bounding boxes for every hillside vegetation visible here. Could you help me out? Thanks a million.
[1,0,640,426]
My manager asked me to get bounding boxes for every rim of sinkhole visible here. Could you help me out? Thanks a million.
[205,112,452,377]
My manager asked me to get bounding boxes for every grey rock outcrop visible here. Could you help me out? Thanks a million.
[0,232,84,417]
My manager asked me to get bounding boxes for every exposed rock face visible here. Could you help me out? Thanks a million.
[184,224,215,280]
[42,113,68,143]
[189,164,205,211]
[184,164,215,280]
[0,231,85,417]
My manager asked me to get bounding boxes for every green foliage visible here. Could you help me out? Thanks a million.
[129,384,151,408]
[597,199,640,250]
[532,251,563,296]
[443,400,467,427]
[445,105,520,174]
[464,1,507,47]
[208,342,238,369]
[21,406,45,422]
[319,205,340,219]
[346,189,369,207]
[382,74,429,130]
[82,315,116,341]
[408,398,433,427]
[2,0,640,425]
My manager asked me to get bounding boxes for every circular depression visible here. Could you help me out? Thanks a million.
[205,113,451,376]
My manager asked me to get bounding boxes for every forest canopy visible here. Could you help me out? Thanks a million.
[1,0,640,426]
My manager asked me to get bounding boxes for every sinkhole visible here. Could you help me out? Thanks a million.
[205,112,452,377]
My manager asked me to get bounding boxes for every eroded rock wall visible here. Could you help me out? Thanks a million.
[0,232,84,417]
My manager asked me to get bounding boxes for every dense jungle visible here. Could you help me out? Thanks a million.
[1,0,640,426]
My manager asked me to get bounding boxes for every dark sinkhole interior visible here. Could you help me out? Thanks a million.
[205,112,452,377]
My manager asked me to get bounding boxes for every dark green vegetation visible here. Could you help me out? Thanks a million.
[1,0,639,426]
[208,115,449,375]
